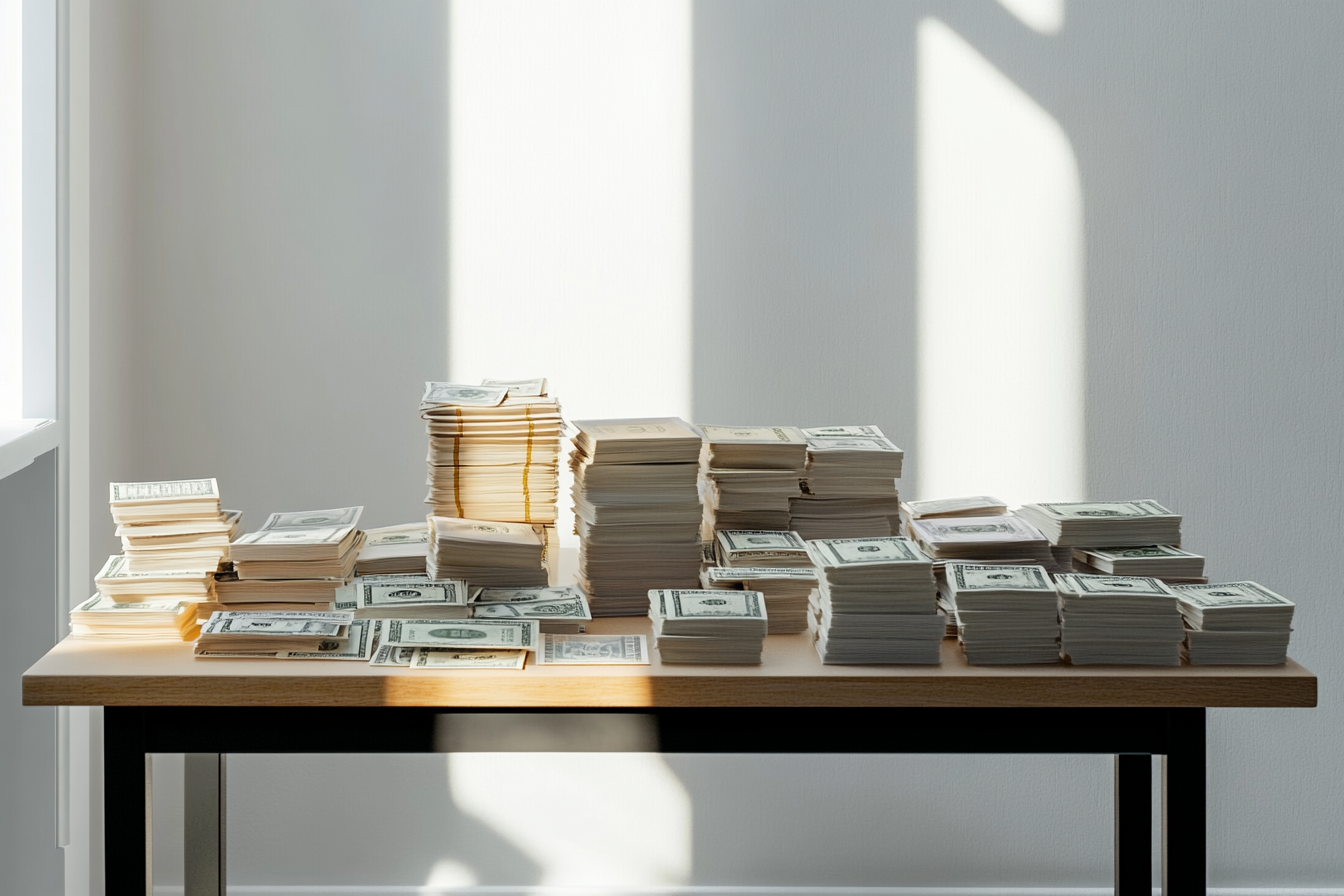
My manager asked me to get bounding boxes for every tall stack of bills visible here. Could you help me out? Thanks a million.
[699,566,816,633]
[698,426,807,535]
[110,479,237,573]
[649,589,768,664]
[222,507,365,615]
[571,418,704,616]
[790,426,904,540]
[940,562,1060,664]
[1174,581,1294,665]
[427,517,548,586]
[1054,573,1185,665]
[806,536,942,664]
[421,380,562,564]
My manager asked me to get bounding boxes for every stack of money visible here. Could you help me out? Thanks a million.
[230,506,365,581]
[208,571,339,609]
[1016,500,1182,548]
[427,517,548,586]
[356,523,430,575]
[713,529,812,568]
[371,618,539,669]
[193,610,355,656]
[649,589,768,664]
[571,418,704,616]
[470,584,592,634]
[698,425,807,535]
[940,562,1060,664]
[1072,545,1206,584]
[699,566,816,633]
[908,514,1059,570]
[69,593,201,641]
[196,618,377,661]
[1054,573,1185,665]
[95,555,215,604]
[1174,581,1295,665]
[109,479,239,573]
[899,495,1008,525]
[421,381,562,563]
[790,426,904,540]
[335,575,470,619]
[806,536,943,664]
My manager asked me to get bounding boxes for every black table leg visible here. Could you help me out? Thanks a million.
[1162,708,1206,896]
[104,707,151,896]
[1115,753,1152,895]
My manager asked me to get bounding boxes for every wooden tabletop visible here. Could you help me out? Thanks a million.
[23,617,1317,709]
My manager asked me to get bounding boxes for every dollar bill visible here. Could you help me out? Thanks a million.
[409,648,527,669]
[947,562,1053,592]
[699,425,806,444]
[901,496,1007,519]
[1080,545,1198,561]
[805,536,926,567]
[472,595,590,620]
[362,523,430,547]
[337,579,469,612]
[703,566,818,583]
[716,529,808,554]
[369,644,417,666]
[650,589,766,619]
[378,618,539,650]
[109,478,220,503]
[199,610,353,636]
[234,506,363,546]
[471,585,584,603]
[1025,500,1174,520]
[421,382,509,407]
[1054,574,1176,598]
[96,555,215,580]
[912,516,1045,544]
[801,425,889,440]
[197,618,376,660]
[1171,581,1293,608]
[480,377,547,397]
[537,633,649,665]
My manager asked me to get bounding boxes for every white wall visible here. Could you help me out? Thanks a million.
[87,0,1344,891]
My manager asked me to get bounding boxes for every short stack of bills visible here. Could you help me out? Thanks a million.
[69,593,200,641]
[698,425,807,534]
[335,575,470,619]
[1072,545,1206,584]
[940,562,1060,664]
[790,426,903,540]
[470,584,592,634]
[1016,500,1182,548]
[110,478,238,573]
[1054,574,1185,665]
[356,523,430,575]
[1174,581,1294,665]
[427,517,548,586]
[649,589,768,664]
[230,506,365,581]
[700,566,816,633]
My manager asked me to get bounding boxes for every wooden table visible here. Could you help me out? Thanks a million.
[23,619,1317,896]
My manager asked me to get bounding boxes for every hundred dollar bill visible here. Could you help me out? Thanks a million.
[650,589,767,620]
[197,619,375,660]
[109,478,220,504]
[335,578,469,617]
[233,506,364,547]
[409,648,527,670]
[1172,581,1294,609]
[361,523,429,547]
[199,610,353,637]
[471,594,591,621]
[805,536,927,567]
[378,618,539,651]
[470,585,585,604]
[900,496,1008,519]
[703,566,819,584]
[369,644,417,666]
[1022,500,1175,520]
[537,633,649,665]
[699,425,806,445]
[480,377,547,397]
[715,529,810,566]
[421,382,509,407]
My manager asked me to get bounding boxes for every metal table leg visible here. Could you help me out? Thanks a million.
[1162,708,1207,896]
[1115,753,1152,895]
[103,707,150,896]
[185,753,226,896]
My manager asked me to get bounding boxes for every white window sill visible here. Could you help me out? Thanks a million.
[0,418,61,480]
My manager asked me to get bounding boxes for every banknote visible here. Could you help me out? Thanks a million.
[900,496,1007,518]
[1054,574,1176,597]
[234,506,363,547]
[1026,500,1174,520]
[346,580,469,611]
[421,382,509,407]
[801,425,889,440]
[947,563,1054,592]
[96,555,215,580]
[471,585,585,604]
[109,478,219,503]
[1081,545,1198,561]
[362,523,429,547]
[199,611,353,637]
[1171,581,1293,608]
[699,425,806,444]
[379,618,539,650]
[703,567,818,583]
[537,633,649,665]
[651,589,765,619]
[369,645,416,666]
[805,536,925,567]
[471,595,591,620]
[409,648,527,669]
[198,619,376,660]
[480,377,547,397]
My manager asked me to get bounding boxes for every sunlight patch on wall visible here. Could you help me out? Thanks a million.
[996,0,1065,34]
[916,17,1085,508]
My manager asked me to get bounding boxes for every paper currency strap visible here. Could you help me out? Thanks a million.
[21,616,1316,708]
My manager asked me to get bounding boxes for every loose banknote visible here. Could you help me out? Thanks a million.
[471,594,591,621]
[199,611,352,637]
[378,618,539,650]
[480,377,547,397]
[537,633,649,665]
[421,382,508,407]
[232,506,363,548]
[409,648,527,670]
[335,577,469,615]
[109,478,220,504]
[805,536,926,567]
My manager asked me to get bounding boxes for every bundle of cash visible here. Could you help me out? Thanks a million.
[196,618,377,660]
[790,426,903,540]
[1054,574,1185,665]
[427,517,548,586]
[374,618,540,652]
[713,529,812,568]
[805,536,942,664]
[355,523,430,575]
[1072,545,1206,583]
[571,418,705,616]
[421,380,562,529]
[211,571,341,603]
[698,425,806,533]
[469,584,592,633]
[649,589,768,664]
[1016,500,1181,548]
[69,593,201,641]
[940,563,1060,664]
[1174,581,1294,665]
[699,566,816,633]
[230,506,365,580]
[334,574,470,619]
[95,555,215,603]
[909,514,1058,569]
[109,479,239,572]
[193,610,354,655]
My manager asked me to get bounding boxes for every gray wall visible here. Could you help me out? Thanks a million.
[87,0,1344,890]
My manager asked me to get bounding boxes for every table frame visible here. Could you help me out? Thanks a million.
[104,705,1204,896]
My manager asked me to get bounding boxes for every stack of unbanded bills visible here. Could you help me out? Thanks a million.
[421,380,562,529]
[909,514,1061,571]
[470,585,593,634]
[699,566,816,634]
[1072,545,1206,584]
[571,418,704,616]
[940,562,1060,664]
[790,426,903,540]
[230,506,365,581]
[806,536,943,664]
[427,517,548,586]
[900,495,1009,524]
[1174,581,1294,665]
[1054,573,1185,665]
[1016,500,1182,548]
[698,425,806,535]
[335,574,470,619]
[375,618,539,670]
[110,479,240,573]
[69,592,201,641]
[356,523,430,575]
[649,589,768,664]
[194,610,354,655]
[713,529,812,568]
[95,555,215,604]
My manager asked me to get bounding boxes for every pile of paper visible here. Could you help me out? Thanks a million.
[335,574,470,619]
[571,418,704,616]
[427,517,548,586]
[421,380,562,527]
[790,426,903,539]
[1054,573,1185,665]
[1016,500,1182,547]
[940,562,1060,664]
[110,479,238,573]
[69,593,200,641]
[806,536,942,664]
[698,425,807,534]
[355,523,430,575]
[1174,581,1294,665]
[95,555,215,604]
[1072,545,1206,583]
[900,495,1008,524]
[699,566,816,633]
[231,506,365,581]
[649,589,768,664]
[193,610,355,656]
[470,584,593,634]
